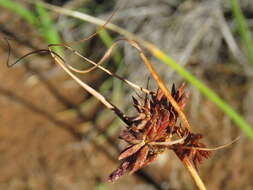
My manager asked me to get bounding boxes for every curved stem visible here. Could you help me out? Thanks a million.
[42,2,253,140]
[50,51,131,125]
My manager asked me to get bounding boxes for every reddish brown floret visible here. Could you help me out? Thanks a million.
[108,84,210,182]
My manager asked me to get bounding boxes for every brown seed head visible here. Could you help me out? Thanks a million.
[108,83,210,182]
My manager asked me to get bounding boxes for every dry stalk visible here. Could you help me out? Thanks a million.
[8,36,238,190]
[183,158,207,190]
[17,22,206,188]
[122,40,209,190]
[49,51,133,126]
[54,38,191,130]
[6,4,239,190]
[49,39,208,190]
[49,42,150,94]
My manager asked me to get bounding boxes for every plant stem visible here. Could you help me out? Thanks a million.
[130,41,207,190]
[182,158,207,190]
[41,2,253,140]
[136,44,191,130]
[50,52,131,125]
[45,6,207,188]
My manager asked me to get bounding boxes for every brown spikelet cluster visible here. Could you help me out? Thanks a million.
[108,83,210,182]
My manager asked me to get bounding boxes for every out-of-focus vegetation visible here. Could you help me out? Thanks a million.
[0,0,61,53]
[230,0,253,68]
[0,0,253,190]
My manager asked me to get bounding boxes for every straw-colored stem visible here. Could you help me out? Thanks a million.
[58,41,150,94]
[135,43,207,190]
[54,56,114,109]
[40,2,253,140]
[50,51,131,125]
[138,49,191,130]
[182,158,207,190]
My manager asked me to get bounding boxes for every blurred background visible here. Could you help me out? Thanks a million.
[0,0,253,189]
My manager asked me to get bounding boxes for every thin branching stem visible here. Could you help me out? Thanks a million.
[110,40,209,190]
[132,43,207,190]
[49,49,131,125]
[50,38,205,189]
[40,2,253,140]
[50,42,150,94]
[128,40,191,131]
[179,136,240,151]
[5,2,240,190]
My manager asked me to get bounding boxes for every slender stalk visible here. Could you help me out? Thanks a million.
[40,2,253,140]
[50,51,131,125]
[137,45,191,130]
[51,38,205,189]
[56,41,150,94]
[183,158,207,190]
[54,57,114,109]
[130,42,207,190]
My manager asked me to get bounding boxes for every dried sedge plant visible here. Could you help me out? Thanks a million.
[6,7,239,190]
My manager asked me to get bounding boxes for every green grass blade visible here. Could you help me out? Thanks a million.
[0,0,61,53]
[0,0,37,25]
[230,0,253,68]
[35,2,62,53]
